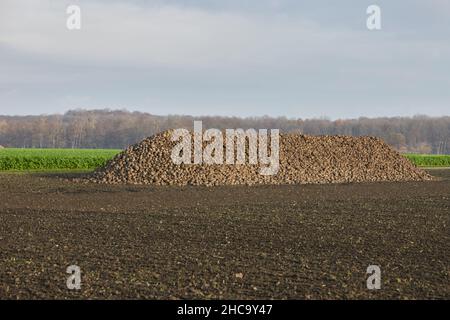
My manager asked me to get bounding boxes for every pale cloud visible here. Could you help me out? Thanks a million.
[0,0,449,118]
[3,0,443,70]
[1,1,349,69]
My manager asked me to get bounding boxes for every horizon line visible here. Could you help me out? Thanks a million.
[1,108,449,122]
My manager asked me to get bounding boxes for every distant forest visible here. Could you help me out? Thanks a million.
[0,109,449,154]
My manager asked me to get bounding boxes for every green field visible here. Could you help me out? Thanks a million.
[404,154,450,168]
[0,148,449,171]
[0,148,121,171]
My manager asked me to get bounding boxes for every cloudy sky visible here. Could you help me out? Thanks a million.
[0,0,449,119]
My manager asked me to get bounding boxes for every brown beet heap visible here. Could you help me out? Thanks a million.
[88,131,432,186]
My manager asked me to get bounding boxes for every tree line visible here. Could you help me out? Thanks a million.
[0,109,449,154]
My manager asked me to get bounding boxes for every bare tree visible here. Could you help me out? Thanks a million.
[0,110,448,154]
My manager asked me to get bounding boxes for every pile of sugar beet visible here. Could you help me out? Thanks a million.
[86,130,432,186]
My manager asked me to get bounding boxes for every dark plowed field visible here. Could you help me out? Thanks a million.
[0,170,449,299]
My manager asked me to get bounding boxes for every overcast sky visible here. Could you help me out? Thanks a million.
[0,0,449,119]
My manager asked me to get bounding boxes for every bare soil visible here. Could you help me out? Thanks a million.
[0,170,449,299]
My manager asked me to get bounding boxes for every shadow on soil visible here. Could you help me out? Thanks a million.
[32,171,92,179]
[30,168,450,182]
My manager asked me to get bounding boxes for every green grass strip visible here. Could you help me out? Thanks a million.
[0,148,448,171]
[404,154,450,167]
[0,148,121,171]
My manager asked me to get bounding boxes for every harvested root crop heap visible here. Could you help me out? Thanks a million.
[88,131,432,186]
